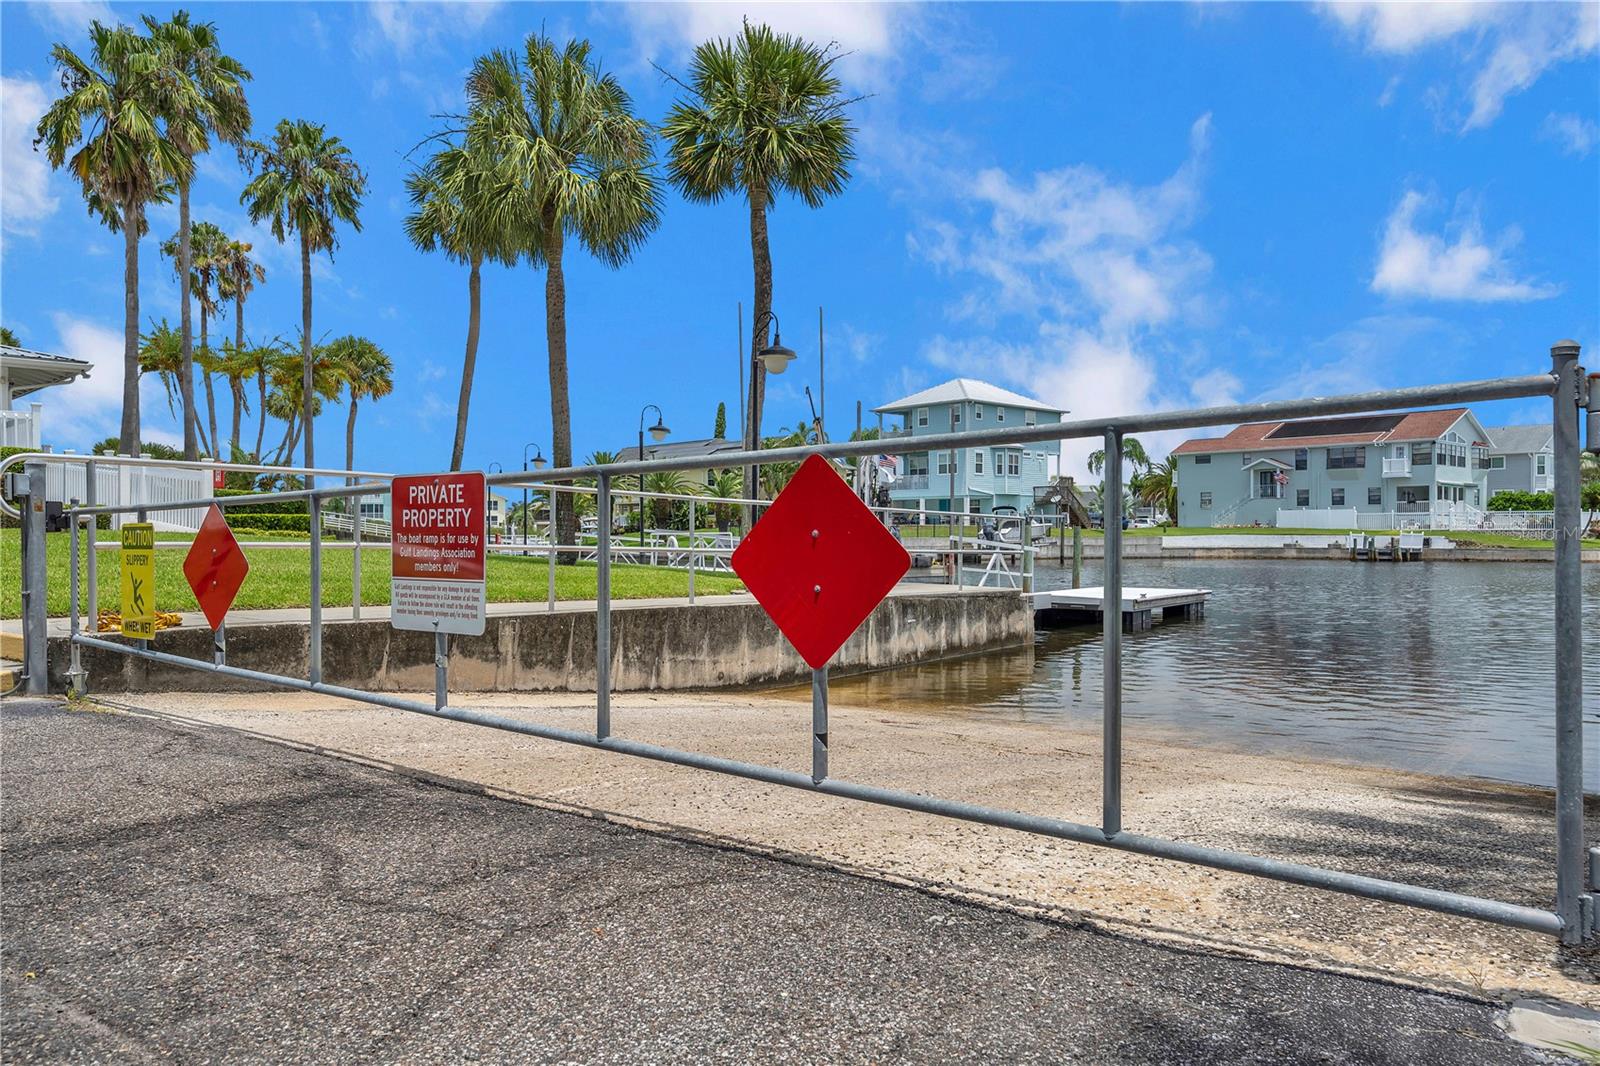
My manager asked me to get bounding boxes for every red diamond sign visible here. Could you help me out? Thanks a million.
[733,455,910,669]
[183,504,250,630]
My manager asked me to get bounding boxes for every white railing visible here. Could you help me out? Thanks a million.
[321,510,392,540]
[1381,457,1411,477]
[44,455,214,531]
[895,474,930,491]
[0,404,42,449]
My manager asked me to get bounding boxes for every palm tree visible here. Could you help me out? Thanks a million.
[215,237,266,450]
[404,138,517,471]
[265,343,342,465]
[137,319,185,417]
[162,218,230,453]
[242,339,287,459]
[0,327,21,347]
[466,34,661,558]
[1087,435,1151,478]
[1138,455,1178,524]
[662,22,856,505]
[707,468,743,531]
[324,335,394,480]
[37,20,190,453]
[242,117,367,470]
[146,11,251,460]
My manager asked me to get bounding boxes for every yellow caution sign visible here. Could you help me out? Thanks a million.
[120,523,156,639]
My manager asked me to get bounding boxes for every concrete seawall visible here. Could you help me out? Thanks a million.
[55,587,1032,695]
[1045,538,1599,563]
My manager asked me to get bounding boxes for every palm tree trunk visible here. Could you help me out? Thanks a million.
[745,186,773,514]
[300,233,314,471]
[254,359,269,461]
[200,302,219,458]
[178,183,198,460]
[450,256,483,472]
[118,198,143,454]
[230,294,245,455]
[543,220,575,563]
[345,396,358,483]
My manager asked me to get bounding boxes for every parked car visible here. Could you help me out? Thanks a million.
[1129,517,1159,529]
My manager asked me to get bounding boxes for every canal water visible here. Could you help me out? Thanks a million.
[823,559,1599,791]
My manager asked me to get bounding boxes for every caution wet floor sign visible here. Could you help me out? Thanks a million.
[120,523,156,639]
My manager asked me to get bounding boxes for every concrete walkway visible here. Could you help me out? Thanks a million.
[0,700,1559,1064]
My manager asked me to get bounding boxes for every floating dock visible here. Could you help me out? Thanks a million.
[1030,586,1210,631]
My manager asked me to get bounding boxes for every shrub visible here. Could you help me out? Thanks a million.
[216,488,308,515]
[222,512,311,534]
[1488,490,1554,512]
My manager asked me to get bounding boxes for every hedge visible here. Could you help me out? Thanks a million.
[1488,490,1554,511]
[223,512,311,533]
[216,488,308,515]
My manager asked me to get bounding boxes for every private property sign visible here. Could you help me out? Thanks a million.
[390,472,487,636]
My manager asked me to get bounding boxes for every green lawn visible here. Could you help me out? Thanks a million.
[1,530,744,619]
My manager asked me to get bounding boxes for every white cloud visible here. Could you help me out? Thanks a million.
[38,313,181,450]
[1539,111,1599,157]
[616,2,901,78]
[1,76,60,239]
[358,1,503,57]
[27,1,118,36]
[1371,190,1558,302]
[1323,2,1599,130]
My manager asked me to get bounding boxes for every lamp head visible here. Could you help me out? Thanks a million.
[759,333,797,375]
[532,453,547,470]
[648,418,670,443]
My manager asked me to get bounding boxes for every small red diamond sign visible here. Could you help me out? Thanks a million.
[733,455,910,669]
[183,504,250,630]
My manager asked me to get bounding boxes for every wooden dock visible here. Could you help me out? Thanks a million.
[1030,586,1210,631]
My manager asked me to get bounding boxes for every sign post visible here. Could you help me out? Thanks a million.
[732,455,910,783]
[119,522,156,642]
[391,472,487,640]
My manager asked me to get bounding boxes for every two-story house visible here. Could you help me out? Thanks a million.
[1172,407,1492,527]
[872,379,1064,518]
[1485,424,1554,498]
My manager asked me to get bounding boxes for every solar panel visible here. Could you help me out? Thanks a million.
[1264,414,1407,439]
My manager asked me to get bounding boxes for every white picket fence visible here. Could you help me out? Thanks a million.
[45,457,214,531]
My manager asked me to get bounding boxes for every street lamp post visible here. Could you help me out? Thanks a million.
[639,404,669,547]
[522,442,546,550]
[746,311,797,527]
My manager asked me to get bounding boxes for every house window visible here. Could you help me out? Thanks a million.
[1194,454,1211,465]
[907,455,929,477]
[1294,448,1308,471]
[1488,455,1505,470]
[1199,492,1212,508]
[936,452,952,475]
[1368,487,1382,505]
[974,405,984,420]
[1007,452,1020,476]
[1412,443,1432,466]
[974,450,984,474]
[706,470,716,487]
[996,408,1005,422]
[1327,447,1365,469]
[951,405,962,426]
[916,407,928,428]
[1331,489,1345,506]
[1257,470,1281,498]
[1535,454,1548,475]
[1024,410,1037,426]
[1296,489,1309,507]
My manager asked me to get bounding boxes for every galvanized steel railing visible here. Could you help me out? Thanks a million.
[19,347,1596,945]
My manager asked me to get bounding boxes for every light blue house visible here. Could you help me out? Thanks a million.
[1485,424,1554,498]
[1172,406,1493,527]
[873,378,1064,518]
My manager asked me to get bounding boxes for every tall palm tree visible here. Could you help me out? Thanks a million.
[162,219,230,453]
[243,339,287,460]
[265,341,342,465]
[404,138,517,471]
[215,237,266,449]
[662,22,856,505]
[466,34,661,558]
[146,11,251,460]
[1087,435,1151,478]
[241,117,367,470]
[137,318,185,417]
[324,335,394,480]
[37,20,190,453]
[1138,455,1179,524]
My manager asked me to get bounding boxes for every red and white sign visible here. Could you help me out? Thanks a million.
[390,471,487,635]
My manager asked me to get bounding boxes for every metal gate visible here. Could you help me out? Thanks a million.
[9,343,1597,944]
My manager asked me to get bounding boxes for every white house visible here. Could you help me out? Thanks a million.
[1,343,93,449]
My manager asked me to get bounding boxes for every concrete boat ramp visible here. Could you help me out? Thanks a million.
[1030,586,1210,631]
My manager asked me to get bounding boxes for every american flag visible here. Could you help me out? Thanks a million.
[877,455,897,471]
[1273,470,1290,486]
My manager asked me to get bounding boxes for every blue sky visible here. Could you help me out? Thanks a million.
[3,1,1597,477]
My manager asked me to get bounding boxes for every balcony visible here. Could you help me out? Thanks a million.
[882,425,914,439]
[1382,457,1412,478]
[0,403,42,449]
[895,474,930,492]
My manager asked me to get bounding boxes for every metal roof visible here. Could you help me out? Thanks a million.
[873,378,1064,414]
[615,436,745,463]
[0,344,93,399]
[1485,424,1552,455]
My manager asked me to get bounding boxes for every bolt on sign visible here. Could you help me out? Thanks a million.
[119,522,156,639]
[182,504,250,630]
[732,455,911,669]
[391,472,487,636]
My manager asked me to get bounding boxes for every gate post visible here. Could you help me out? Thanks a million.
[1101,429,1123,837]
[22,460,49,694]
[595,473,612,739]
[1550,340,1589,944]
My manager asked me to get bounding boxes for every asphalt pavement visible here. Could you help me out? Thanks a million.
[0,698,1559,1064]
